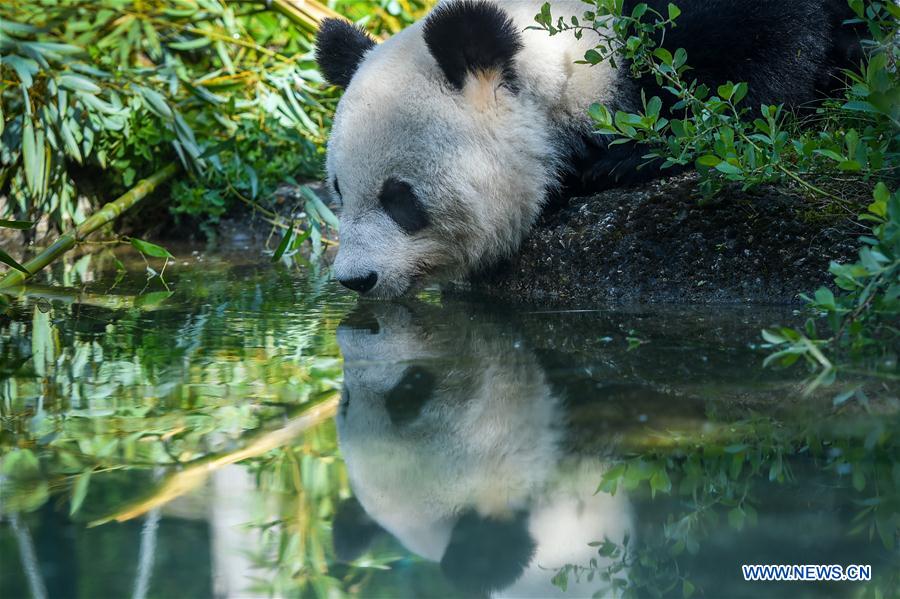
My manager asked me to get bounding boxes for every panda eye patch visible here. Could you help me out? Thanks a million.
[379,178,429,234]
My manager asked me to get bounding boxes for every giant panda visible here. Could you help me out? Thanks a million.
[332,301,633,596]
[316,0,862,298]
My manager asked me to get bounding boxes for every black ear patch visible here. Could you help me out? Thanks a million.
[423,0,523,91]
[315,19,376,88]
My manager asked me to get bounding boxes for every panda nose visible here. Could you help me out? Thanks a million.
[338,272,378,294]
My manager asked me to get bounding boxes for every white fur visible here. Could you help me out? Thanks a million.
[328,1,615,298]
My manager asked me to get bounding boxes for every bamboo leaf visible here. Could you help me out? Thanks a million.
[130,238,174,259]
[22,116,38,194]
[136,86,173,119]
[0,248,29,274]
[61,121,83,163]
[4,55,39,88]
[272,223,295,262]
[301,187,340,230]
[168,37,212,50]
[0,220,36,230]
[59,74,102,94]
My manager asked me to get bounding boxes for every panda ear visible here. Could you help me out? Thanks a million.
[315,19,376,88]
[423,0,523,91]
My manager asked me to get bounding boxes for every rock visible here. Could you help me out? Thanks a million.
[471,174,859,304]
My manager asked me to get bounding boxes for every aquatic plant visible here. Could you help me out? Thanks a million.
[533,0,899,365]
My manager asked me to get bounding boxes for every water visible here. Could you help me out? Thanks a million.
[0,245,897,598]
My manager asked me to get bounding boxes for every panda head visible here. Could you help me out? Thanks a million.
[317,1,557,298]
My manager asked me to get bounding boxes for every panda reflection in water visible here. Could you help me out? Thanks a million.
[317,0,862,298]
[333,302,633,597]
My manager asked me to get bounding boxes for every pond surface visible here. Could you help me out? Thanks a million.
[0,245,897,598]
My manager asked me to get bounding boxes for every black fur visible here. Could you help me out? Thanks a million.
[423,0,523,90]
[315,18,376,88]
[331,498,384,562]
[564,0,864,194]
[380,178,430,234]
[440,510,536,595]
[384,365,436,426]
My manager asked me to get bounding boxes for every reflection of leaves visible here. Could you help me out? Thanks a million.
[0,480,49,514]
[135,290,173,308]
[0,449,48,514]
[70,469,92,515]
[1,448,41,479]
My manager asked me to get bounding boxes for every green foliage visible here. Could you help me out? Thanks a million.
[0,0,345,236]
[334,0,434,34]
[534,0,899,363]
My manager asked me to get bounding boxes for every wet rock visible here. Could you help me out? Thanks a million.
[472,174,859,305]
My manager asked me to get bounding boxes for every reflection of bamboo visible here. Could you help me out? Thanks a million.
[9,515,48,599]
[132,509,160,599]
[3,284,139,310]
[0,163,180,289]
[90,395,338,526]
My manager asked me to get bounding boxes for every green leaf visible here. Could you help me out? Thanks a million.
[667,3,682,20]
[0,249,31,275]
[22,115,38,194]
[168,37,213,50]
[584,48,603,65]
[70,470,92,516]
[4,55,39,88]
[714,161,742,175]
[728,507,746,530]
[272,224,295,262]
[682,579,695,599]
[761,329,787,344]
[61,121,83,164]
[58,74,101,94]
[0,219,35,230]
[130,238,173,259]
[814,288,836,310]
[696,154,720,167]
[653,48,673,66]
[301,187,340,230]
[137,86,173,119]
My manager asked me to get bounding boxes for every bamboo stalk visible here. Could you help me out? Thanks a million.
[0,162,180,289]
[268,0,344,33]
[89,395,339,526]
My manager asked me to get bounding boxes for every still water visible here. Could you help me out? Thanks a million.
[0,246,897,598]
